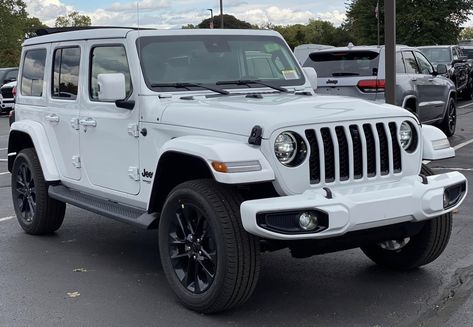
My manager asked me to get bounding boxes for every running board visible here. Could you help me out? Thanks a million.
[48,185,159,229]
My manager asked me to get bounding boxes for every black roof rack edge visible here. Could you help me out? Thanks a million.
[35,26,155,36]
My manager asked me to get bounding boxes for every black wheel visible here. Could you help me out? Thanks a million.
[439,97,456,137]
[11,148,66,235]
[159,179,260,313]
[361,164,452,270]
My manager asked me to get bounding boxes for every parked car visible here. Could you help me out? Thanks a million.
[8,27,466,313]
[303,45,457,136]
[0,67,18,86]
[458,42,473,67]
[0,81,16,114]
[294,43,334,64]
[418,45,472,99]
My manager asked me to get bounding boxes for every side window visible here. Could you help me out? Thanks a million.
[396,52,406,73]
[414,52,434,74]
[402,51,420,74]
[21,49,47,97]
[90,46,132,101]
[52,47,81,100]
[452,48,459,61]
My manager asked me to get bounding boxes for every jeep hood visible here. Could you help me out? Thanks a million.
[160,94,414,139]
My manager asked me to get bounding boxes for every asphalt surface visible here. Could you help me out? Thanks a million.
[1,102,473,327]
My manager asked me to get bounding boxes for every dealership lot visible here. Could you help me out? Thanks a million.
[1,103,473,326]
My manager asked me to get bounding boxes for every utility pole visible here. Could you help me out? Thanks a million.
[220,0,224,28]
[385,0,396,105]
[207,9,214,29]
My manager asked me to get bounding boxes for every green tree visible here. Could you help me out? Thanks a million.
[0,0,45,66]
[197,14,255,29]
[346,0,473,46]
[55,11,91,27]
[460,27,473,41]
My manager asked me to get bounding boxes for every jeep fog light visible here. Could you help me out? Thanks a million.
[299,212,318,231]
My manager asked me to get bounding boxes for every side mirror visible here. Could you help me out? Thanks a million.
[97,73,126,102]
[303,67,318,90]
[436,64,448,75]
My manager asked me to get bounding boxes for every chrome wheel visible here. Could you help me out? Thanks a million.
[168,202,217,294]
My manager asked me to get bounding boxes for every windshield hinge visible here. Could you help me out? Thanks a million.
[128,123,140,138]
[72,155,81,168]
[248,125,263,146]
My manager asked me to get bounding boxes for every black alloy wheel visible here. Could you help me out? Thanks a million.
[440,97,456,137]
[159,179,260,313]
[11,148,66,235]
[14,162,36,224]
[168,202,217,294]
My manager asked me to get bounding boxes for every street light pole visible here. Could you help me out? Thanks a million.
[220,0,224,28]
[385,0,396,105]
[207,9,214,29]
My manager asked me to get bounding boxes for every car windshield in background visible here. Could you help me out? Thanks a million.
[137,35,304,91]
[462,48,473,59]
[304,50,380,78]
[419,48,451,63]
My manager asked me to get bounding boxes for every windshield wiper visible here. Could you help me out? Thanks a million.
[216,79,288,92]
[332,72,360,76]
[151,82,229,95]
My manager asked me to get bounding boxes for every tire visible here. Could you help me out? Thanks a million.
[11,148,66,235]
[361,164,452,270]
[439,97,456,137]
[158,179,260,313]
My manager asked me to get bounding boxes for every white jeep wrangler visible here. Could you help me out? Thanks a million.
[8,27,467,313]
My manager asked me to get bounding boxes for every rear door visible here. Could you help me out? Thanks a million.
[303,50,381,100]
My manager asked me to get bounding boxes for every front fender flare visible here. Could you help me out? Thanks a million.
[422,125,454,161]
[158,136,275,184]
[8,120,60,181]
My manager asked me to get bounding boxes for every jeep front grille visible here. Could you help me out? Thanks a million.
[305,122,402,184]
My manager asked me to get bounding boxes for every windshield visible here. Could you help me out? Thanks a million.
[137,35,304,92]
[304,50,380,78]
[419,48,451,63]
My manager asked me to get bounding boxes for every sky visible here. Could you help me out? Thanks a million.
[23,0,349,29]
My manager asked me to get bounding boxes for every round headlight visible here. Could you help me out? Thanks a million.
[399,121,413,149]
[274,131,307,166]
[275,132,297,164]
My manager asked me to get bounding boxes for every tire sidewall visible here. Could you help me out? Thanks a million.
[159,186,229,309]
[11,149,46,233]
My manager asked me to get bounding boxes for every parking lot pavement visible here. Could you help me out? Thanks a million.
[2,103,473,326]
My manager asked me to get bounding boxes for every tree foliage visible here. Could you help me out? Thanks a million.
[197,14,255,29]
[346,0,473,46]
[460,27,473,40]
[55,11,91,27]
[273,20,353,49]
[0,0,46,67]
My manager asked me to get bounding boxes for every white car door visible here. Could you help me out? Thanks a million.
[79,40,140,195]
[43,42,83,181]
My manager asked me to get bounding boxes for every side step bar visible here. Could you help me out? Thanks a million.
[48,185,159,229]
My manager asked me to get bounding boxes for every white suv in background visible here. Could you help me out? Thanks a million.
[7,27,467,313]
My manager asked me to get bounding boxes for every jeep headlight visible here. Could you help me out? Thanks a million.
[399,121,417,152]
[274,131,307,166]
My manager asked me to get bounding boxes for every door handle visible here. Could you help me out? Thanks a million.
[428,78,434,82]
[45,113,59,123]
[411,78,417,82]
[79,118,97,127]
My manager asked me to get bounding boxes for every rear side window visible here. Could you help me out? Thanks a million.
[52,47,81,100]
[4,70,18,83]
[305,51,380,78]
[402,51,419,74]
[90,46,132,101]
[396,52,406,73]
[21,49,47,97]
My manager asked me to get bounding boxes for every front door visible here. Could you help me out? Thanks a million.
[79,41,140,195]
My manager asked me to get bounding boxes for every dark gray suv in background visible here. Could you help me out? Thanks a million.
[303,45,457,136]
[418,45,472,100]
